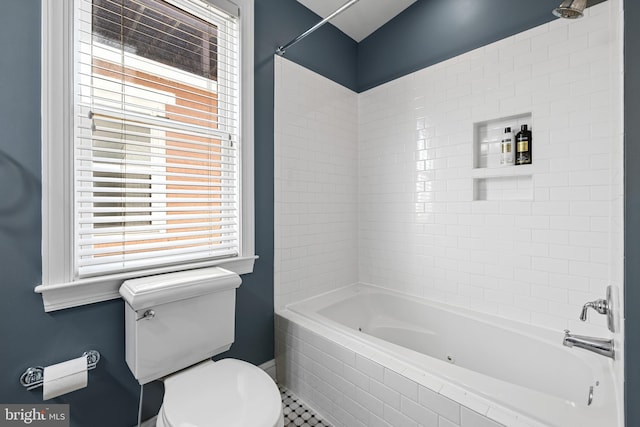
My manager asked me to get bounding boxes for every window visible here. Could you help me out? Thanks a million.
[39,0,254,311]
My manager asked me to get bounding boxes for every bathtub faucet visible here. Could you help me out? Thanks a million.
[563,329,614,359]
[579,298,608,321]
[578,285,616,333]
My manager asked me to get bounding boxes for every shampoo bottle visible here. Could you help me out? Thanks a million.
[500,127,514,166]
[515,124,532,165]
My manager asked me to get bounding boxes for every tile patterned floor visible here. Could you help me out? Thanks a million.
[279,386,332,427]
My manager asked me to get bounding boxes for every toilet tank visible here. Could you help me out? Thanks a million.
[119,267,242,384]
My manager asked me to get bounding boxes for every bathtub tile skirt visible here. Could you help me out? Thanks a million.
[275,313,507,427]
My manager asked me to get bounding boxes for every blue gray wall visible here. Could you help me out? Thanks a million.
[0,0,355,425]
[625,1,639,425]
[0,2,142,425]
[357,0,607,92]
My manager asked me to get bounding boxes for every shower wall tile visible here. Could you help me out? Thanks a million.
[357,2,622,336]
[274,56,359,309]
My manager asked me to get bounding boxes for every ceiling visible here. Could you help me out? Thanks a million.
[296,0,418,42]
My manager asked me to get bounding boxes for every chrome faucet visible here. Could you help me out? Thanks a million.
[579,285,616,333]
[563,330,614,359]
[562,286,617,359]
[580,298,609,321]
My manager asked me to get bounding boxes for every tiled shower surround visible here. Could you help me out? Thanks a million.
[275,1,622,426]
[274,57,358,309]
[357,2,623,337]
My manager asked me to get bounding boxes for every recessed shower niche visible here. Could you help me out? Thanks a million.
[472,113,533,201]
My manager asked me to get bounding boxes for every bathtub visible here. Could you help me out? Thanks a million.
[276,284,619,427]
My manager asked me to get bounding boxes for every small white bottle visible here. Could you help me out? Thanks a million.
[500,127,514,166]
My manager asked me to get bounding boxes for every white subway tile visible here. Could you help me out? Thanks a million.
[531,26,568,51]
[355,355,385,382]
[531,284,569,303]
[369,413,394,427]
[438,416,461,427]
[569,230,608,248]
[419,386,461,424]
[548,244,590,261]
[370,379,402,410]
[531,229,569,245]
[342,394,371,424]
[460,408,504,427]
[514,294,549,312]
[383,369,419,401]
[277,3,621,340]
[355,388,384,418]
[401,396,439,427]
[548,35,588,59]
[532,256,569,274]
[485,289,514,305]
[383,403,420,427]
[549,215,590,231]
[440,386,490,417]
[345,364,371,391]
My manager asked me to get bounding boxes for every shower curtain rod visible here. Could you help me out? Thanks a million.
[276,0,360,56]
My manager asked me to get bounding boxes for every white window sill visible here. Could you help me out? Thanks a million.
[35,256,257,312]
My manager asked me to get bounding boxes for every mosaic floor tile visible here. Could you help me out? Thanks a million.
[279,385,332,427]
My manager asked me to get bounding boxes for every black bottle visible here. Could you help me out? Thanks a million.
[515,124,532,165]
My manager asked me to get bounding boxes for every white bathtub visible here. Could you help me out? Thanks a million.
[277,284,618,427]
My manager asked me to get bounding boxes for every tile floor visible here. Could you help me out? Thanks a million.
[279,386,332,427]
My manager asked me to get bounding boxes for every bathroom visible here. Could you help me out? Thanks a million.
[0,0,637,426]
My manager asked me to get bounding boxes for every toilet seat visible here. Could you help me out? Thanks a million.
[158,359,283,427]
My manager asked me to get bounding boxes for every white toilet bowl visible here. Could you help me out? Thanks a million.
[156,359,284,427]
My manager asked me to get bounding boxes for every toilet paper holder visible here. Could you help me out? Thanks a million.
[20,350,100,390]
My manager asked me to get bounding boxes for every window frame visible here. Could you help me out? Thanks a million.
[38,0,255,312]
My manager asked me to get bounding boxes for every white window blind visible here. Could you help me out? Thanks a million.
[75,0,241,277]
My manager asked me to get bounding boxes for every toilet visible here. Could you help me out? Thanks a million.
[119,267,284,427]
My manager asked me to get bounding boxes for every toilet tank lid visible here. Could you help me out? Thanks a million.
[119,267,241,310]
